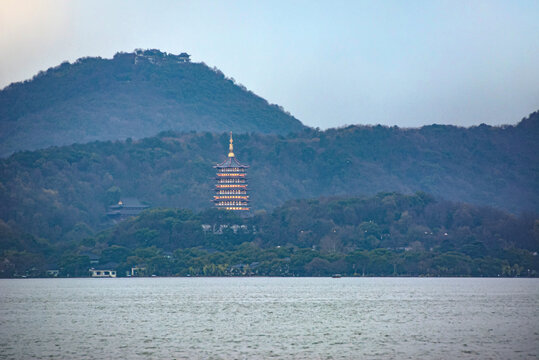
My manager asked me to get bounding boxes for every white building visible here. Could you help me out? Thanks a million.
[90,268,117,278]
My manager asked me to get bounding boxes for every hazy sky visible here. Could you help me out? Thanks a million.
[1,0,538,128]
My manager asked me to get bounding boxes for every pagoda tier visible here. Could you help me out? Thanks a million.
[213,133,250,212]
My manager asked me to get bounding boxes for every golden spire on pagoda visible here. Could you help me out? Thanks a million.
[228,131,235,157]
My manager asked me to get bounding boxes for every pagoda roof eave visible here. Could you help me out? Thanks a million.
[214,156,249,168]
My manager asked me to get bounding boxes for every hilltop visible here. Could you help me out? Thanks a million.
[0,49,304,156]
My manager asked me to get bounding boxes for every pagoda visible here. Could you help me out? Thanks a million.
[213,133,250,212]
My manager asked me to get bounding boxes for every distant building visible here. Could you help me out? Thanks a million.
[45,264,60,277]
[90,268,117,278]
[213,133,250,212]
[178,52,191,62]
[46,269,59,277]
[130,266,147,277]
[107,198,149,222]
[201,224,252,234]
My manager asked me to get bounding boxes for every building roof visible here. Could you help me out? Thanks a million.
[107,209,148,216]
[214,156,249,168]
[108,198,149,210]
[214,132,249,168]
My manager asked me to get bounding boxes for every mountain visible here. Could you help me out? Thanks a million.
[0,49,305,157]
[0,112,537,244]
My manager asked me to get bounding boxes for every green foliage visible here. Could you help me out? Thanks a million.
[105,186,122,205]
[100,245,131,264]
[58,254,90,277]
[0,50,304,156]
[1,113,537,246]
[0,56,537,278]
[99,193,538,277]
[3,192,536,278]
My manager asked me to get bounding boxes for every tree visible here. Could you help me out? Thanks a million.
[305,257,332,276]
[105,186,122,205]
[346,250,369,276]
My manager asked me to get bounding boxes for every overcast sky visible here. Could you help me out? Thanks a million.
[1,0,538,128]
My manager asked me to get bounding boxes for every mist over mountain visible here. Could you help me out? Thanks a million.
[0,49,537,278]
[1,112,537,247]
[0,49,304,157]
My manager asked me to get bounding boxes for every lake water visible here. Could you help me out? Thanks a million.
[0,277,538,359]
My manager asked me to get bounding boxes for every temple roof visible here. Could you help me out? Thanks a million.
[108,198,149,211]
[214,156,249,168]
[214,132,249,168]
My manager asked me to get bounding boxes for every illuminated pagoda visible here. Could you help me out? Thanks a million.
[213,133,250,212]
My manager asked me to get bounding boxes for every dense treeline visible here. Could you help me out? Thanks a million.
[1,193,537,278]
[0,49,304,156]
[2,48,536,278]
[0,113,537,244]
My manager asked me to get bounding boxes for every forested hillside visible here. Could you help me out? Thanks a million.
[0,49,304,156]
[1,112,537,245]
[1,193,537,278]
